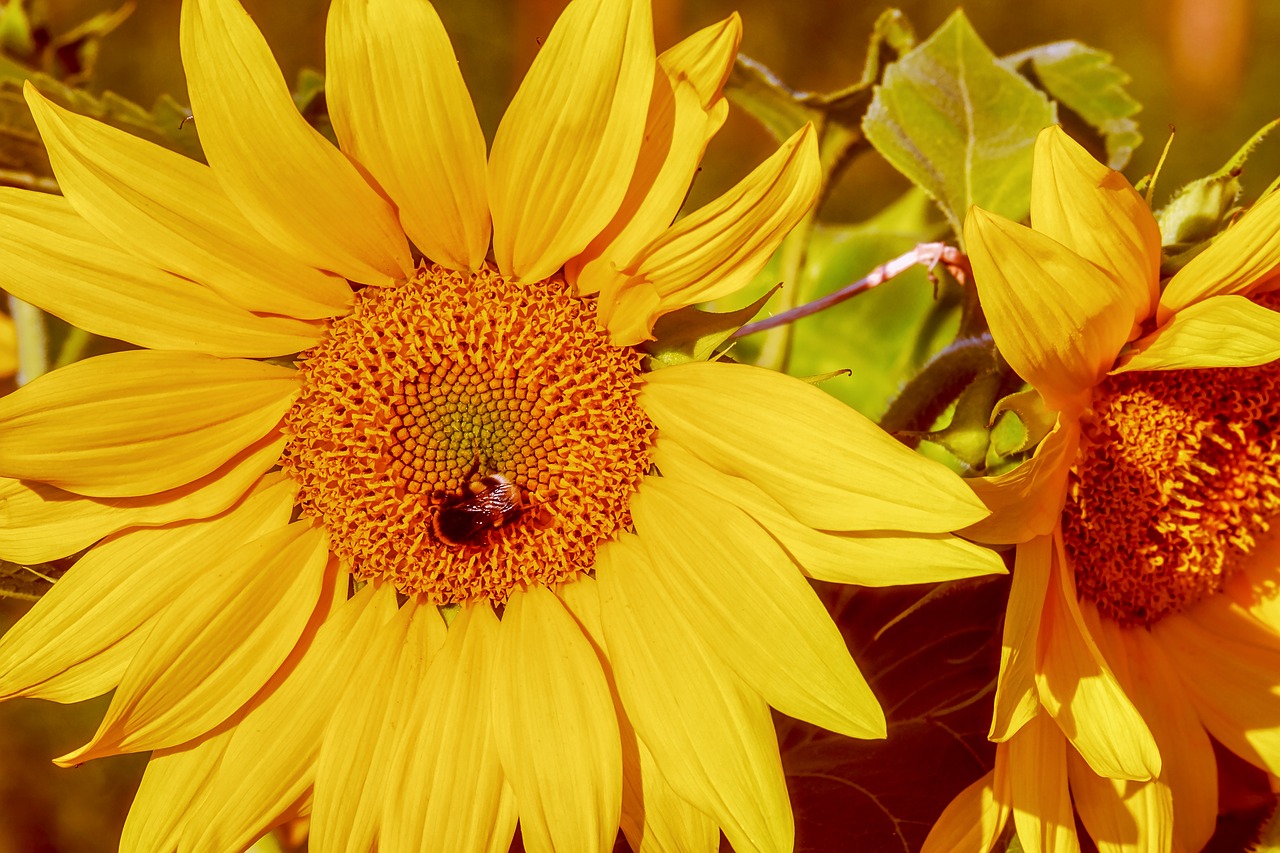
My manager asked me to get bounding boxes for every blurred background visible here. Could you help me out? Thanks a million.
[3,0,1280,848]
[32,0,1280,215]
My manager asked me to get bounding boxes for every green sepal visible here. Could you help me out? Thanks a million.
[1157,118,1280,276]
[920,369,1003,471]
[645,285,780,369]
[989,387,1055,456]
[0,71,206,186]
[1000,41,1142,170]
[727,9,915,144]
[863,10,1056,243]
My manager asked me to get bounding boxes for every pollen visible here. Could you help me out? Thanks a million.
[280,264,654,605]
[1061,354,1280,627]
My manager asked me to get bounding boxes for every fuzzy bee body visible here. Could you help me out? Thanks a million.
[433,474,523,546]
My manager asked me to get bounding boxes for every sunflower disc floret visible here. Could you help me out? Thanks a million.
[282,264,654,604]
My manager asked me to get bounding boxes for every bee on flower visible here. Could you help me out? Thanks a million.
[0,0,1005,850]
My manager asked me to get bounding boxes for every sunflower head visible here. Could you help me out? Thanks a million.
[0,1,1010,851]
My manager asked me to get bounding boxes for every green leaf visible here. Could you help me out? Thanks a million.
[645,285,780,368]
[863,10,1056,240]
[1002,41,1142,170]
[725,55,817,143]
[0,72,205,181]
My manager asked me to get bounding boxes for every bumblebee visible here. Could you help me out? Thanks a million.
[432,474,523,547]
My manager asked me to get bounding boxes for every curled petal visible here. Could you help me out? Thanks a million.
[1159,185,1280,321]
[1030,126,1158,331]
[602,124,819,345]
[966,206,1133,413]
[1114,295,1280,372]
[570,14,740,295]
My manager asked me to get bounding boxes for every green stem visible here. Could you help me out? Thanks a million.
[753,205,817,372]
[7,295,48,385]
[54,325,94,369]
[879,333,996,441]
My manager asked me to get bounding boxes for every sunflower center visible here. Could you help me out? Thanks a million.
[1062,354,1280,627]
[281,264,653,605]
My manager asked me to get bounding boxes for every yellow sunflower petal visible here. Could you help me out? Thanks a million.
[0,312,16,379]
[1152,595,1280,776]
[624,737,719,853]
[1113,295,1280,372]
[0,189,325,357]
[556,576,721,853]
[1092,619,1217,853]
[641,361,988,531]
[0,350,297,498]
[0,477,296,705]
[1065,749,1171,853]
[489,0,655,281]
[1036,542,1160,781]
[311,598,447,853]
[1158,185,1280,321]
[1007,714,1082,853]
[632,477,886,738]
[920,748,1011,853]
[326,0,490,270]
[966,207,1134,413]
[180,0,412,284]
[569,14,739,295]
[602,123,819,345]
[991,536,1052,742]
[1235,538,1280,626]
[57,521,331,765]
[1030,126,1159,329]
[184,583,399,853]
[965,418,1079,545]
[653,438,1006,585]
[22,85,352,319]
[598,534,793,853]
[120,729,235,852]
[491,586,623,852]
[386,603,516,853]
[0,432,283,564]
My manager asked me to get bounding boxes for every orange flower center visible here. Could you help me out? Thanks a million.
[1062,357,1280,626]
[281,264,654,605]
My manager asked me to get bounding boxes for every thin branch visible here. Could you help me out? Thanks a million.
[732,241,970,339]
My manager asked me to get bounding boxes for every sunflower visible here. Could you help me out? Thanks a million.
[0,0,1003,849]
[923,125,1280,853]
